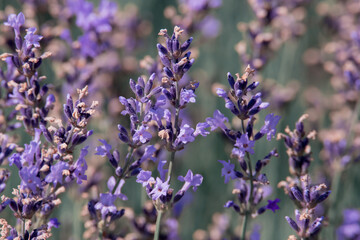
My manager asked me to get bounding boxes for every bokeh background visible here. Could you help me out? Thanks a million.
[1,0,360,239]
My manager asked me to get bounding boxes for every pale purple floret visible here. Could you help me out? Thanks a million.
[136,170,155,187]
[216,88,227,98]
[260,113,281,141]
[15,139,41,167]
[107,176,127,200]
[4,12,25,35]
[234,134,255,155]
[24,27,43,48]
[133,125,152,144]
[194,122,210,137]
[19,166,42,193]
[139,145,156,163]
[178,170,203,192]
[150,177,170,200]
[206,110,229,131]
[176,124,195,144]
[95,139,112,157]
[73,146,89,184]
[45,161,69,186]
[266,198,280,213]
[8,153,21,169]
[95,193,117,219]
[157,160,168,181]
[218,160,237,183]
[180,89,196,106]
[47,218,60,229]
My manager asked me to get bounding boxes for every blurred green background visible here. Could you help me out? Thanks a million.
[1,0,360,239]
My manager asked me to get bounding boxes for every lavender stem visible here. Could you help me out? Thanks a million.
[241,213,248,240]
[240,119,254,239]
[154,211,163,240]
[156,81,180,239]
[167,81,180,183]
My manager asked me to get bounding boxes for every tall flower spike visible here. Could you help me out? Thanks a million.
[208,66,281,239]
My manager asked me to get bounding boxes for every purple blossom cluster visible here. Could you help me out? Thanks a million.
[0,1,359,239]
[278,115,331,239]
[207,66,281,238]
[84,26,211,239]
[0,12,96,239]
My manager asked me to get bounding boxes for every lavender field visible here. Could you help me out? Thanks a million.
[0,0,359,239]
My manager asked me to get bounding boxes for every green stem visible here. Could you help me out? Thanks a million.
[327,170,342,237]
[246,152,254,206]
[167,151,176,182]
[167,81,180,183]
[156,77,181,240]
[240,119,254,238]
[154,211,163,240]
[241,214,248,240]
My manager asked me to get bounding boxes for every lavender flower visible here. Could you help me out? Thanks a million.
[45,161,70,186]
[266,198,280,213]
[150,177,170,200]
[136,170,155,187]
[4,12,25,37]
[259,113,281,141]
[208,66,280,239]
[278,116,330,239]
[24,27,43,48]
[218,160,238,184]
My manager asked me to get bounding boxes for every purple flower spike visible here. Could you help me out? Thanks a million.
[266,198,280,213]
[150,177,170,200]
[218,160,237,183]
[260,113,281,141]
[178,170,203,192]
